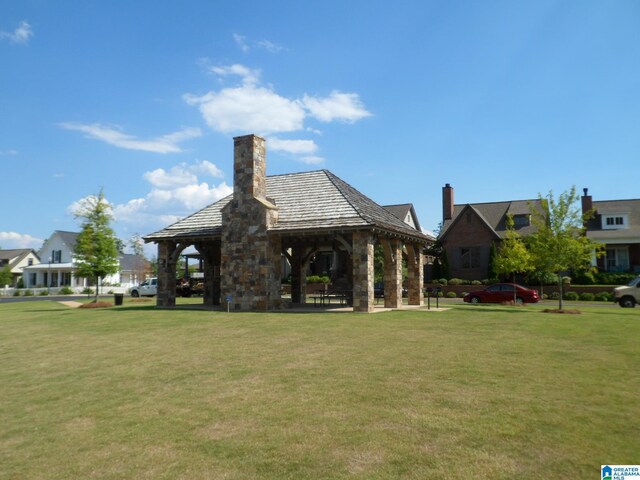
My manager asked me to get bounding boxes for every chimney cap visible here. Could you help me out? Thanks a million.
[583,188,589,196]
[445,183,451,188]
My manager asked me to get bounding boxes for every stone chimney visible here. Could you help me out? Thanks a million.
[233,134,267,203]
[581,187,593,215]
[221,134,281,311]
[443,183,454,221]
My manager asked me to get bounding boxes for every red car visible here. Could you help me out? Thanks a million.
[463,283,540,305]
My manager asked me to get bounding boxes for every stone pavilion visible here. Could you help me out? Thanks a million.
[144,134,432,312]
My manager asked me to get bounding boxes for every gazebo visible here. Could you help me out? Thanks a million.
[144,134,432,312]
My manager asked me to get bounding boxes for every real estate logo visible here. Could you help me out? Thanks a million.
[602,465,640,480]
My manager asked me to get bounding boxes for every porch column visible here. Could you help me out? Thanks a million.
[407,243,424,306]
[383,238,403,309]
[352,231,375,313]
[157,241,178,308]
[290,247,307,304]
[196,241,221,306]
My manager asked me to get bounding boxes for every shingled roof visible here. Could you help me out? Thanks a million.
[441,199,543,239]
[145,169,430,243]
[586,198,640,240]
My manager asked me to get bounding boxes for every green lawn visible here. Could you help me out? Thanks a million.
[1,300,638,479]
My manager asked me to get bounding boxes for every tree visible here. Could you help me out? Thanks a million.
[528,186,602,310]
[492,215,532,302]
[74,190,120,301]
[0,265,12,287]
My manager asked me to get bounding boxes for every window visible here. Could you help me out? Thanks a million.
[513,215,530,228]
[603,215,628,230]
[28,258,33,266]
[606,247,630,272]
[461,247,480,269]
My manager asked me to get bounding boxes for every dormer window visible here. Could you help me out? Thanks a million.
[513,214,530,228]
[602,214,628,230]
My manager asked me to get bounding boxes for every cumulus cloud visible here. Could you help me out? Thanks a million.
[59,123,201,153]
[267,137,318,155]
[300,156,325,165]
[184,86,305,134]
[68,160,232,231]
[184,63,371,164]
[1,21,33,44]
[302,91,373,123]
[257,39,283,53]
[0,231,43,249]
[233,33,249,53]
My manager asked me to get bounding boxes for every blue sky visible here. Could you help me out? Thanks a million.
[1,1,639,253]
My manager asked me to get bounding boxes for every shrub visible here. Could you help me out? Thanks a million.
[447,278,464,285]
[562,276,572,285]
[81,287,94,295]
[595,291,612,302]
[59,286,73,295]
[306,275,330,284]
[435,278,448,285]
[550,292,560,300]
[445,291,457,298]
[13,290,20,297]
[107,290,114,295]
[594,272,636,286]
[563,291,579,301]
[579,292,594,302]
[572,270,596,285]
[542,293,549,300]
[39,290,49,296]
[471,280,483,285]
[460,292,469,298]
[482,278,499,285]
[23,290,33,297]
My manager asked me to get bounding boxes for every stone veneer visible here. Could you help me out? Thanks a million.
[220,135,282,311]
[352,231,374,312]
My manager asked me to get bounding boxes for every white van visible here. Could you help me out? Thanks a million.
[613,275,640,308]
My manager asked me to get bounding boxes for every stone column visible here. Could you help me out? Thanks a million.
[407,244,424,306]
[197,241,221,306]
[383,238,403,308]
[352,231,374,313]
[156,241,178,308]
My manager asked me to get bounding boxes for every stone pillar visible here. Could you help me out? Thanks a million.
[197,241,221,306]
[352,231,374,313]
[156,241,178,308]
[382,238,403,308]
[290,247,307,304]
[407,244,424,305]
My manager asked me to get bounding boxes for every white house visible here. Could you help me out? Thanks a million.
[21,230,150,290]
[0,249,40,287]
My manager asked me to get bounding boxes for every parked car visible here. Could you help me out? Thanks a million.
[129,278,157,297]
[613,275,640,308]
[463,283,540,305]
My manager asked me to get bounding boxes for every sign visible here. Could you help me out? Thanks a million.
[602,465,640,480]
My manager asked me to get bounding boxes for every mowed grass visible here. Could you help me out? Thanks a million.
[1,300,638,479]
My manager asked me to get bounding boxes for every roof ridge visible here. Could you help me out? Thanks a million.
[322,170,371,225]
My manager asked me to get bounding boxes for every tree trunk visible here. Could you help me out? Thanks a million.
[558,274,563,310]
[95,275,100,302]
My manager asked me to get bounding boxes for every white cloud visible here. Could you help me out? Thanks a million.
[1,21,33,45]
[0,149,18,156]
[267,137,318,155]
[72,160,232,230]
[209,64,260,86]
[185,63,371,164]
[143,160,224,189]
[301,156,325,165]
[184,86,305,134]
[257,39,283,53]
[233,33,249,53]
[302,91,372,123]
[0,231,43,249]
[59,123,201,153]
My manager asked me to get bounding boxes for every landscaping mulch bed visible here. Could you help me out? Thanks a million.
[79,301,114,309]
[542,309,581,314]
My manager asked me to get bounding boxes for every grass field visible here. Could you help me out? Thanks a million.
[1,300,639,479]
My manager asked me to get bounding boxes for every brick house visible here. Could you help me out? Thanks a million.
[438,184,542,280]
[144,134,432,312]
[582,189,640,273]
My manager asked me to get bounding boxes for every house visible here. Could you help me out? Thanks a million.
[21,230,149,290]
[144,134,432,312]
[439,184,542,280]
[582,188,640,273]
[0,249,40,287]
[383,204,422,231]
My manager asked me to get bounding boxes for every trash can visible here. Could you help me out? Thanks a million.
[114,293,124,306]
